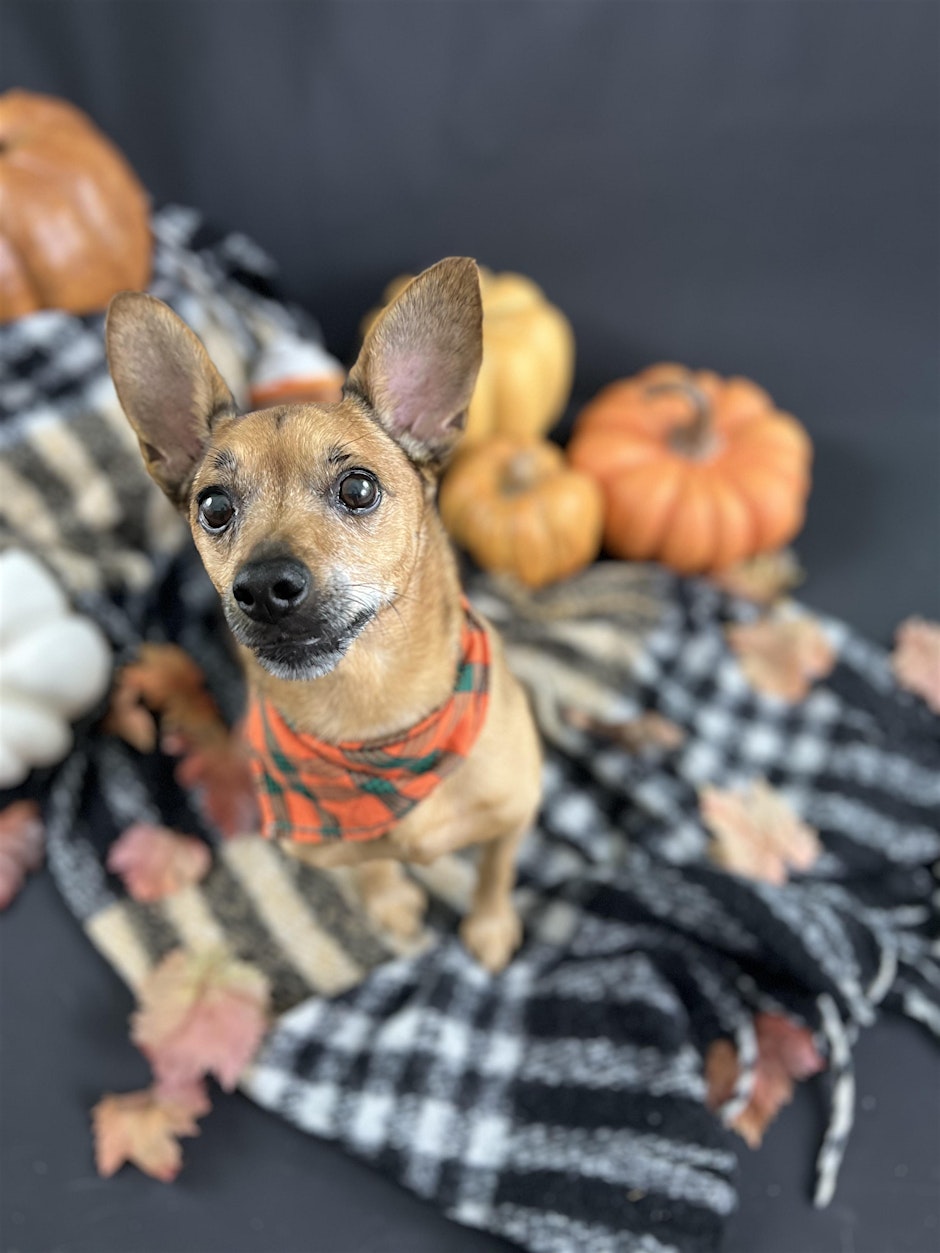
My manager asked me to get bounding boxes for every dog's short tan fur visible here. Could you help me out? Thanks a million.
[106,259,541,972]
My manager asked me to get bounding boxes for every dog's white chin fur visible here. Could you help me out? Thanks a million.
[253,646,347,682]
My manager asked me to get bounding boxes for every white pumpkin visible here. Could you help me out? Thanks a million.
[0,549,112,788]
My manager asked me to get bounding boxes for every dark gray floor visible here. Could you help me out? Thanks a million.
[5,871,939,1253]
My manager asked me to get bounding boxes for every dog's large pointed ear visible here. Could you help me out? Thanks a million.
[346,257,483,468]
[106,292,237,505]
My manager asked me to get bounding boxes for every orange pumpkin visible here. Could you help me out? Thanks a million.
[439,437,604,588]
[0,90,152,322]
[568,364,812,574]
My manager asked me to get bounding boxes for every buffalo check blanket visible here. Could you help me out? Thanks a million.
[2,211,938,1253]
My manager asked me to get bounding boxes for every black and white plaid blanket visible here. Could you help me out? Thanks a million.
[0,204,338,594]
[2,211,938,1253]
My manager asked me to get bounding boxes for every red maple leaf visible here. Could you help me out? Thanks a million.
[131,948,271,1092]
[107,823,212,902]
[171,736,259,840]
[700,779,821,885]
[0,800,45,909]
[102,642,259,839]
[727,612,836,702]
[706,1013,826,1147]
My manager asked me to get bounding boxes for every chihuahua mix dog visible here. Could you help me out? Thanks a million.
[106,258,541,972]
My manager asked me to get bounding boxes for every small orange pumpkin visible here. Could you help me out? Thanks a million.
[0,90,152,322]
[439,437,604,589]
[568,364,812,574]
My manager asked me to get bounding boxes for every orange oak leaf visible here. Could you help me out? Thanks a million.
[0,800,45,909]
[102,679,158,752]
[892,617,940,715]
[706,1013,825,1147]
[700,779,821,885]
[727,612,836,701]
[92,1081,210,1182]
[103,643,222,752]
[102,643,259,838]
[107,823,212,902]
[170,736,260,840]
[563,707,685,753]
[131,948,271,1092]
[714,549,804,606]
[705,1039,739,1107]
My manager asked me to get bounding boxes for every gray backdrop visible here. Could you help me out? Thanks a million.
[1,4,938,1252]
[4,1,938,637]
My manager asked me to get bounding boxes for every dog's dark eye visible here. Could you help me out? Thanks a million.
[337,470,380,513]
[198,490,235,532]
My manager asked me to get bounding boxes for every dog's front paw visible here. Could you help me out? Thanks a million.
[460,906,523,973]
[362,874,428,940]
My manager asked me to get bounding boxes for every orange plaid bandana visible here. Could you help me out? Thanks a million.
[243,604,490,844]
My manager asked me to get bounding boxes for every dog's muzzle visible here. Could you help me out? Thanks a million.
[225,558,378,681]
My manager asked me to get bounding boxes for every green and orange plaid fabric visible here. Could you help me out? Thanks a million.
[243,605,491,844]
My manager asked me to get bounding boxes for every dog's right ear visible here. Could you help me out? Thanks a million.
[346,257,483,470]
[106,293,237,505]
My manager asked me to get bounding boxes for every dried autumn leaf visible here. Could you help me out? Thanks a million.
[563,708,686,753]
[706,1013,825,1147]
[132,947,270,1092]
[700,779,820,885]
[727,612,836,701]
[107,823,212,902]
[102,680,158,752]
[171,737,260,840]
[892,617,940,715]
[103,643,221,752]
[102,643,259,839]
[92,1081,210,1182]
[121,643,207,707]
[0,800,45,909]
[714,550,804,606]
[704,1038,739,1111]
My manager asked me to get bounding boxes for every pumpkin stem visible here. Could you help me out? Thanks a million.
[501,449,540,495]
[646,380,717,458]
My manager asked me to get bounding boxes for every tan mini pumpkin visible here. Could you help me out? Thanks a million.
[364,268,574,444]
[568,364,812,574]
[439,437,604,588]
[0,90,152,322]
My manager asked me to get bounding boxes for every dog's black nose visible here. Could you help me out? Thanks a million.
[232,558,311,624]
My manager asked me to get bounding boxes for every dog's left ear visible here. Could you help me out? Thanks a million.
[106,292,237,506]
[347,257,483,468]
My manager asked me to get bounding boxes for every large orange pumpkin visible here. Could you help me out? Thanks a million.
[0,90,152,322]
[568,364,812,574]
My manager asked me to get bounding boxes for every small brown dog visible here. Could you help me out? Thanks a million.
[106,258,541,972]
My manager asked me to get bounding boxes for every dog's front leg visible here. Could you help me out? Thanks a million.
[355,859,428,940]
[459,824,527,973]
[279,840,427,939]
